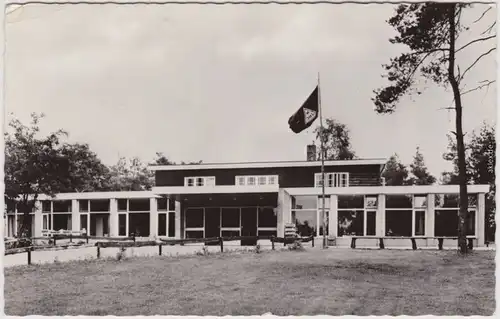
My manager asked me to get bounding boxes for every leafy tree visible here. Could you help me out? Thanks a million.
[407,147,437,185]
[381,154,409,186]
[314,118,356,160]
[108,157,154,191]
[153,152,175,165]
[5,114,72,236]
[372,3,495,253]
[59,143,112,192]
[442,123,496,241]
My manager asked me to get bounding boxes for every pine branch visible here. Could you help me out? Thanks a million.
[456,35,496,53]
[458,47,496,83]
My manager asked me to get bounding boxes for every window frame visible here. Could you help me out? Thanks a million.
[314,172,349,188]
[184,176,216,187]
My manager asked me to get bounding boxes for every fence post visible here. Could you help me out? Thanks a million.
[53,235,57,246]
[312,236,315,248]
[133,234,136,243]
[467,238,473,250]
[351,238,356,249]
[159,244,162,256]
[438,238,444,250]
[97,243,101,259]
[70,234,73,243]
[27,247,32,265]
[86,233,89,244]
[271,236,275,250]
[411,238,417,250]
[379,238,385,249]
[219,237,223,253]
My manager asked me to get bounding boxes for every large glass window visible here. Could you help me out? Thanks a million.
[386,210,412,236]
[292,196,317,210]
[158,213,167,236]
[119,214,127,236]
[185,208,204,228]
[90,199,110,212]
[292,210,316,237]
[338,210,364,236]
[53,200,72,213]
[128,213,150,237]
[338,195,364,209]
[222,208,240,228]
[386,195,412,209]
[80,215,88,232]
[53,214,72,231]
[129,199,150,212]
[435,209,458,237]
[157,198,168,211]
[366,211,376,236]
[79,200,89,212]
[258,207,277,228]
[414,210,426,236]
[168,212,176,237]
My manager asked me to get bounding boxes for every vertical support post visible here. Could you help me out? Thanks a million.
[477,193,486,247]
[379,238,385,249]
[219,237,223,253]
[317,73,327,249]
[159,244,162,256]
[376,194,386,237]
[71,199,79,234]
[427,194,435,248]
[411,238,417,250]
[150,197,158,239]
[109,199,119,237]
[27,247,32,265]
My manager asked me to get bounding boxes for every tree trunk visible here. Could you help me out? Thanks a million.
[448,4,468,254]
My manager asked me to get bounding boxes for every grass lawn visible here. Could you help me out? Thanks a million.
[4,248,495,316]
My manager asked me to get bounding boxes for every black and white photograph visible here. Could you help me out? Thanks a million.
[2,0,497,316]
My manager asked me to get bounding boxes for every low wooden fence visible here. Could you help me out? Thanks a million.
[349,236,476,250]
[4,235,315,265]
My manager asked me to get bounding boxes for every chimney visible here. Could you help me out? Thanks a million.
[306,144,316,161]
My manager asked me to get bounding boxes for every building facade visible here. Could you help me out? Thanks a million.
[4,158,490,247]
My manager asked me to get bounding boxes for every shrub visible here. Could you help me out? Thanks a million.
[254,243,262,254]
[288,240,305,251]
[116,246,127,261]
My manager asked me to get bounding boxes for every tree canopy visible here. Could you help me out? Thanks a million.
[313,118,356,160]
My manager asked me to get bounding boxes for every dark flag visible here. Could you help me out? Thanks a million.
[288,86,319,133]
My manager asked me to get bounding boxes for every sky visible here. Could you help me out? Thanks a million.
[4,1,497,178]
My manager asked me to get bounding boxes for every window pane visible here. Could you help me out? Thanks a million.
[186,208,204,228]
[247,177,256,186]
[186,178,194,186]
[318,196,330,209]
[413,195,427,208]
[365,196,378,209]
[53,214,72,231]
[386,195,412,209]
[435,209,458,237]
[385,210,412,236]
[129,199,150,212]
[292,196,317,210]
[168,198,176,211]
[168,212,176,237]
[157,198,168,211]
[338,195,364,209]
[205,177,215,186]
[467,210,476,236]
[128,213,150,237]
[158,213,166,236]
[196,178,204,186]
[53,200,72,213]
[79,200,89,212]
[292,210,316,237]
[43,215,48,230]
[237,177,245,186]
[338,210,364,236]
[366,211,376,236]
[222,208,240,228]
[90,200,110,212]
[414,210,425,236]
[268,176,277,185]
[319,210,329,236]
[117,199,128,211]
[119,214,127,236]
[435,194,459,208]
[42,201,51,212]
[258,176,267,185]
[258,207,277,228]
[186,230,204,239]
[80,215,88,232]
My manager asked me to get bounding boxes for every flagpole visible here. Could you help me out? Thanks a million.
[318,72,327,249]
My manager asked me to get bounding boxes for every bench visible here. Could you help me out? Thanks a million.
[350,236,475,250]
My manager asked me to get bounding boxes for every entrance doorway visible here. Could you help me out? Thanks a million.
[241,207,257,246]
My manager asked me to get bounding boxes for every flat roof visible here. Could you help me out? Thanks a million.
[149,158,387,171]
